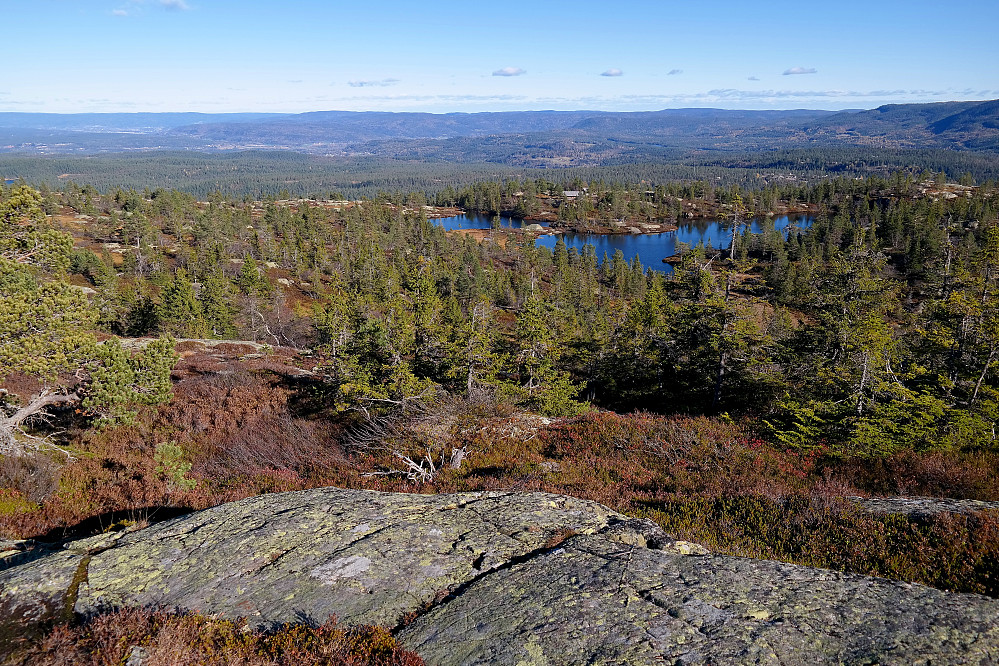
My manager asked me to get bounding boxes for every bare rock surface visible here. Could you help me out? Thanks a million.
[1,488,622,633]
[849,495,999,517]
[2,487,998,665]
[401,534,999,665]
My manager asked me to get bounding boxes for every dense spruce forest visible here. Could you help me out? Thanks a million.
[4,101,999,205]
[3,146,999,200]
[2,170,998,606]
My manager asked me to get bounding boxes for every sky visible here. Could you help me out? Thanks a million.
[2,0,998,114]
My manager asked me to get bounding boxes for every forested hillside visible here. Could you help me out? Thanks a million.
[3,146,999,201]
[2,172,998,607]
[3,100,997,158]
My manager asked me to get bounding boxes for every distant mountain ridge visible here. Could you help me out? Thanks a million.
[170,110,604,143]
[1,100,997,160]
[0,112,286,132]
[812,100,999,149]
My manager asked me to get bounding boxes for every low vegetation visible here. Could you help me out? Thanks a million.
[6,608,423,666]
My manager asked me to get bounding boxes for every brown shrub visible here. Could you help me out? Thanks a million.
[212,342,264,356]
[533,411,820,502]
[0,372,43,404]
[0,453,62,504]
[837,450,999,501]
[164,370,292,438]
[5,607,424,666]
[196,414,345,481]
[636,497,999,597]
[174,340,208,353]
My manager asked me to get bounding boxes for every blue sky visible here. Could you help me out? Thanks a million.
[2,0,997,113]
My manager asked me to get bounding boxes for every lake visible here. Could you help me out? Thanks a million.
[435,213,548,231]
[434,214,813,274]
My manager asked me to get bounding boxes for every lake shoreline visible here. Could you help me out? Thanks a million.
[435,212,814,275]
[454,201,821,236]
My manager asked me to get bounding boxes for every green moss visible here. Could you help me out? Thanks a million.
[0,492,37,517]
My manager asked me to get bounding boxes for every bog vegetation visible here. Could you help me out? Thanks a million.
[2,171,999,655]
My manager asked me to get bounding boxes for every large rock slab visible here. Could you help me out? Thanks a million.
[2,487,998,665]
[2,488,622,631]
[400,532,999,665]
[849,495,999,517]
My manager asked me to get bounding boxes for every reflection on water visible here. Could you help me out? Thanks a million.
[432,214,813,274]
[434,214,548,231]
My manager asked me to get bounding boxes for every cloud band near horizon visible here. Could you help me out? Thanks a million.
[783,67,817,75]
[493,67,526,77]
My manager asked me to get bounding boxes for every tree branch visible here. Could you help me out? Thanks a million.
[1,390,80,433]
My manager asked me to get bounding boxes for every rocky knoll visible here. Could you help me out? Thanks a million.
[2,487,998,665]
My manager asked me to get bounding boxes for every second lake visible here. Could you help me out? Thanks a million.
[435,214,813,274]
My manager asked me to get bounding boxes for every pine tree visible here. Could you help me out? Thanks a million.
[516,295,586,416]
[199,271,237,338]
[0,187,177,453]
[412,261,447,378]
[158,269,208,338]
[237,254,266,296]
[446,299,508,396]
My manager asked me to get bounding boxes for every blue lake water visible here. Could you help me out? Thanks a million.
[434,214,813,274]
[435,213,548,231]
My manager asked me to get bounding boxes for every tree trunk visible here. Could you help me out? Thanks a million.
[0,390,79,454]
[712,348,727,410]
[729,217,739,260]
[856,352,870,415]
[712,275,732,410]
[971,347,997,407]
[857,352,871,416]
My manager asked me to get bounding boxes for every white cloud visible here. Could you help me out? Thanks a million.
[667,69,683,76]
[347,78,399,88]
[783,67,817,75]
[601,68,623,77]
[338,94,530,103]
[160,0,190,10]
[605,88,962,106]
[112,8,129,16]
[492,67,526,77]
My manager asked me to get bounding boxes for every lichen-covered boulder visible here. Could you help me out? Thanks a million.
[1,488,623,632]
[400,532,999,665]
[2,487,998,665]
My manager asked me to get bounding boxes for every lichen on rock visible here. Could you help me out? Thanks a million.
[2,487,998,665]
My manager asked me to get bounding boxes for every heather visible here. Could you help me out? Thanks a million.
[5,608,423,666]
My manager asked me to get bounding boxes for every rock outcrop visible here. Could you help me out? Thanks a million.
[2,487,998,665]
[849,495,999,517]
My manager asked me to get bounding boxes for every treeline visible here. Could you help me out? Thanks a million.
[8,170,995,457]
[0,153,525,200]
[3,145,998,200]
[698,147,999,183]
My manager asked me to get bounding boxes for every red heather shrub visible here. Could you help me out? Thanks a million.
[637,497,999,597]
[5,608,424,666]
[836,450,999,501]
[538,411,822,500]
